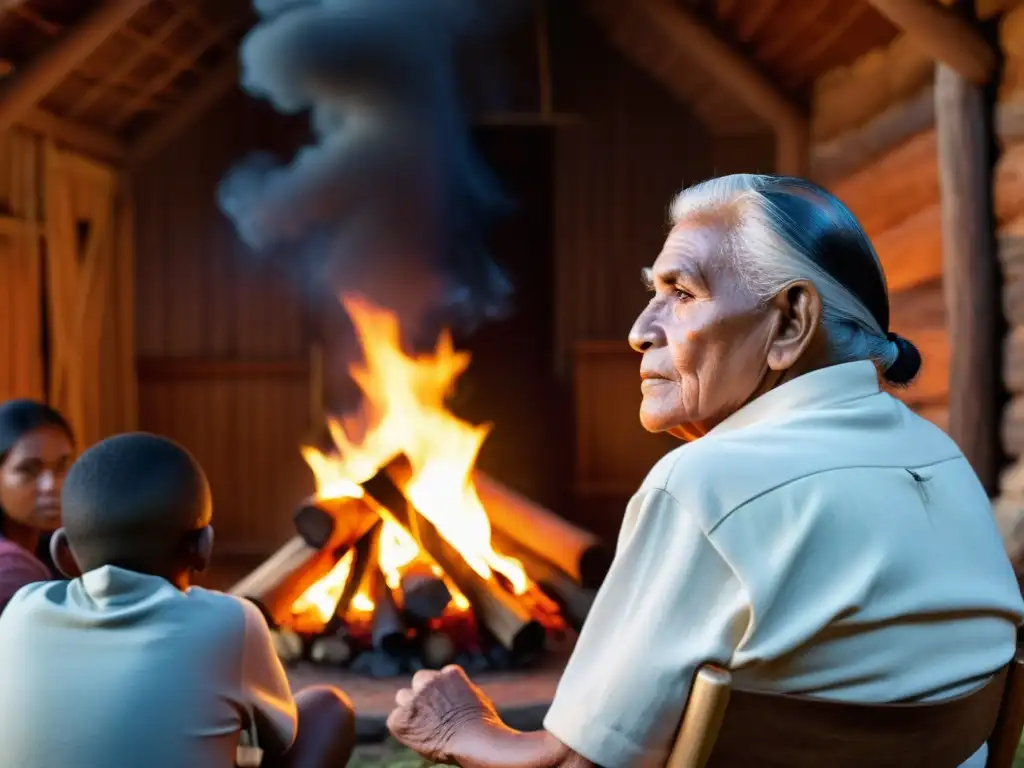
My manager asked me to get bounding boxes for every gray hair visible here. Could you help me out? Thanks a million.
[669,174,919,385]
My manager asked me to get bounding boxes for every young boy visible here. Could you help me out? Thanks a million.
[0,432,355,768]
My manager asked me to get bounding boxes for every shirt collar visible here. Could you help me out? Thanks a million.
[76,565,181,608]
[709,360,881,437]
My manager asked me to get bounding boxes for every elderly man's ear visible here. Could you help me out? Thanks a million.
[766,280,824,372]
[49,529,81,579]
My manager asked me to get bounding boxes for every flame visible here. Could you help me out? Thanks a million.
[378,520,419,590]
[299,295,527,624]
[291,549,355,625]
[350,592,375,613]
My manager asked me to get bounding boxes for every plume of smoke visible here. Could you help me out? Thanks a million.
[219,0,524,335]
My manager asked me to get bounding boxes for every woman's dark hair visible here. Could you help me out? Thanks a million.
[0,399,74,467]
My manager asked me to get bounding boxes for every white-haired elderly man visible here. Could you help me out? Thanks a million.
[385,174,1024,768]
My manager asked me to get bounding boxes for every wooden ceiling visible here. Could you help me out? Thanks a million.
[589,0,901,136]
[685,0,900,92]
[0,0,252,162]
[0,0,908,163]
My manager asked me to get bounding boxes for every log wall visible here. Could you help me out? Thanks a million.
[828,127,948,429]
[813,5,1024,571]
[994,3,1024,565]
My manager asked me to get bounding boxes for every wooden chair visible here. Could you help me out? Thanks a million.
[666,643,1024,768]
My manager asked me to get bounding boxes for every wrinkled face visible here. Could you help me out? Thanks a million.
[0,427,74,532]
[628,223,781,440]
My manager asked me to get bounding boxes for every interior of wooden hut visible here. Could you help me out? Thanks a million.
[0,0,1021,601]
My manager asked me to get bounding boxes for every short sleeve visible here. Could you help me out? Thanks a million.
[543,488,751,768]
[240,598,298,751]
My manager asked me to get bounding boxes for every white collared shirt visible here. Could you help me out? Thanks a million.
[545,361,1024,768]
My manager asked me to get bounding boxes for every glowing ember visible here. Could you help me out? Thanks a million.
[296,295,527,625]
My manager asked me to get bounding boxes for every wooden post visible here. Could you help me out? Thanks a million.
[865,0,995,85]
[935,59,1000,493]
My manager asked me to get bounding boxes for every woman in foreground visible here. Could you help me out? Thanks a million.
[386,175,1024,767]
[0,399,74,613]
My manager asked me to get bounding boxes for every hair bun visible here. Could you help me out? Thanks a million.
[883,332,921,385]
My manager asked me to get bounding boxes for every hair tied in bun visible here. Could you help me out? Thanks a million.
[883,332,922,386]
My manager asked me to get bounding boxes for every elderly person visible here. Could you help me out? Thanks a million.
[385,174,1024,767]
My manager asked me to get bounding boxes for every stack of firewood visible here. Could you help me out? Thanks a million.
[229,457,610,677]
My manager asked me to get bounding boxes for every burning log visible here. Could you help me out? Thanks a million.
[230,494,378,625]
[399,562,452,621]
[492,531,595,632]
[370,566,407,656]
[229,537,318,602]
[229,536,341,626]
[326,525,379,629]
[474,472,612,589]
[364,459,545,659]
[293,494,379,550]
[292,506,336,550]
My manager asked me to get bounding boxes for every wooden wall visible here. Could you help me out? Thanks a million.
[828,128,948,429]
[549,3,775,538]
[132,90,314,557]
[130,5,773,553]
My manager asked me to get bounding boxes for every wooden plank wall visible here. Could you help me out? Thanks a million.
[129,6,772,552]
[829,128,949,430]
[132,89,315,556]
[548,3,775,537]
[551,2,716,358]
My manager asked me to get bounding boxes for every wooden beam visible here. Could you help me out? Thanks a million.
[811,86,935,184]
[0,0,148,133]
[18,108,125,164]
[935,61,1000,493]
[127,57,239,167]
[635,0,809,176]
[865,0,995,85]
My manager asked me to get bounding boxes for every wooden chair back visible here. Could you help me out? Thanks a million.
[667,643,1024,768]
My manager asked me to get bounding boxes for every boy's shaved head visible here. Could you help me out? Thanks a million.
[61,433,212,574]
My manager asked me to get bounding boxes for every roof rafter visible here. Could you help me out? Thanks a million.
[587,0,809,175]
[128,56,239,167]
[865,0,995,85]
[20,108,126,163]
[0,0,149,134]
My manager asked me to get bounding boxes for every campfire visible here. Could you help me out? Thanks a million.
[230,297,611,677]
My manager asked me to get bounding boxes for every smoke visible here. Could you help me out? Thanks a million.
[219,0,526,336]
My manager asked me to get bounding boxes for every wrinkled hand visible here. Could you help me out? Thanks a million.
[387,665,501,764]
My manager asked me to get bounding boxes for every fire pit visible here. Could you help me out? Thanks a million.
[229,297,610,683]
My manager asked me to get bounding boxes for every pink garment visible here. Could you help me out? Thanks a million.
[0,539,49,614]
